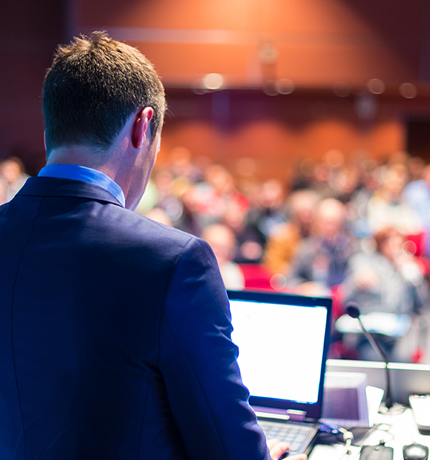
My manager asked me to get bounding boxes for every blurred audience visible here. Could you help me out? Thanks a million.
[339,227,429,361]
[367,164,422,235]
[144,207,173,227]
[285,198,358,296]
[343,228,426,314]
[310,163,336,199]
[2,148,430,363]
[0,157,29,201]
[246,179,287,244]
[263,189,319,275]
[403,164,430,256]
[202,224,245,290]
[0,176,8,206]
[222,199,265,264]
[193,164,249,229]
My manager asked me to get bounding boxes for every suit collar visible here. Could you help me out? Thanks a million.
[38,164,125,207]
[17,176,124,207]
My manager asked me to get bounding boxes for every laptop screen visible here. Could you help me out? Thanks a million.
[228,290,332,420]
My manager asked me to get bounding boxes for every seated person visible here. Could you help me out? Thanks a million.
[0,156,29,201]
[367,164,422,236]
[403,163,430,257]
[264,189,319,276]
[286,198,357,296]
[339,227,430,361]
[202,223,245,290]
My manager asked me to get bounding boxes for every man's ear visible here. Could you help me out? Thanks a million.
[131,107,154,149]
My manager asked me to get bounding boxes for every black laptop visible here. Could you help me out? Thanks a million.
[227,290,332,456]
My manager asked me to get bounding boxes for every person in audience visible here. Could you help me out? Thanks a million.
[367,163,422,236]
[192,164,249,229]
[331,165,361,205]
[145,167,201,235]
[286,198,357,296]
[309,162,336,199]
[167,146,203,183]
[288,159,314,191]
[407,156,425,182]
[264,189,319,276]
[0,156,29,201]
[0,175,8,205]
[202,223,245,290]
[340,227,429,361]
[221,197,269,264]
[0,32,297,460]
[403,163,430,256]
[144,206,173,227]
[341,160,379,238]
[246,179,287,245]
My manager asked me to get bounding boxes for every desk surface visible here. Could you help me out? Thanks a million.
[310,408,430,460]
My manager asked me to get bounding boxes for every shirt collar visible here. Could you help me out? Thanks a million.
[38,164,126,207]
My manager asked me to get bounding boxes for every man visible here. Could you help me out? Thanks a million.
[286,198,357,296]
[263,189,319,276]
[0,32,305,460]
[403,163,430,256]
[201,223,245,290]
[0,156,29,201]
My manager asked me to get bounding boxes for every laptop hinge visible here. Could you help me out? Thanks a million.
[255,409,307,422]
[286,409,307,422]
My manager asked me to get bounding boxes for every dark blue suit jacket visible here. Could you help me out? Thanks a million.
[0,177,270,460]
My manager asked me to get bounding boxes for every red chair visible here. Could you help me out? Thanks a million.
[238,264,275,291]
[405,231,426,257]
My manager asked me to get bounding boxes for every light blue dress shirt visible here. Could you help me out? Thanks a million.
[38,164,126,208]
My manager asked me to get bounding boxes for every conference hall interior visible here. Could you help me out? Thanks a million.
[3,0,430,364]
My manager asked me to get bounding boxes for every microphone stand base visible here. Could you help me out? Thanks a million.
[378,402,406,416]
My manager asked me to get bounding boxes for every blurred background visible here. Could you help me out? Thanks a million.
[2,0,430,173]
[3,0,430,363]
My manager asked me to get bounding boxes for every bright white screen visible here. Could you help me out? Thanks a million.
[230,300,328,404]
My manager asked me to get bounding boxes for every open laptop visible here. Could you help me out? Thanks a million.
[227,290,332,456]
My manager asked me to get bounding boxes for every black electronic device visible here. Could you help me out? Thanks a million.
[403,443,429,460]
[346,302,393,409]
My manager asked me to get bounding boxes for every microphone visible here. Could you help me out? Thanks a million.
[345,302,394,409]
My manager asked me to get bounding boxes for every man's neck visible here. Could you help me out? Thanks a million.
[46,144,136,207]
[47,145,110,170]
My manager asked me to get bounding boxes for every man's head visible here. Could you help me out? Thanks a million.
[0,157,25,185]
[422,164,430,186]
[42,31,166,155]
[374,226,404,261]
[202,224,237,267]
[314,198,346,240]
[288,189,319,227]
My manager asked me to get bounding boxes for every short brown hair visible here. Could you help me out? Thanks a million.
[43,31,166,154]
[373,227,402,252]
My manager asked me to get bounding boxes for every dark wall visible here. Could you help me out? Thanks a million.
[2,0,430,177]
[0,0,65,174]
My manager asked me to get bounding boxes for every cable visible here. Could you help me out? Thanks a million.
[318,422,396,460]
[318,423,355,456]
[339,427,354,454]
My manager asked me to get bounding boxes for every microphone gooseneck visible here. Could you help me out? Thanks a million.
[345,302,393,409]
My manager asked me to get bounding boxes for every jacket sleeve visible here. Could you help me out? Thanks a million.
[158,237,271,460]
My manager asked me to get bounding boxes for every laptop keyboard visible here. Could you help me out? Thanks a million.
[258,420,314,453]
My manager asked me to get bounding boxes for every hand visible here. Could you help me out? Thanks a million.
[267,439,307,460]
